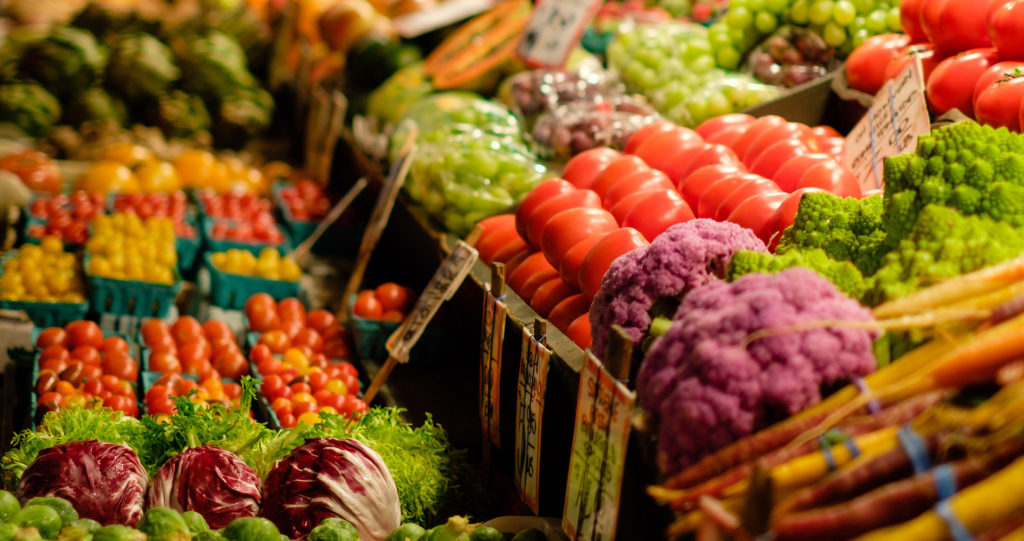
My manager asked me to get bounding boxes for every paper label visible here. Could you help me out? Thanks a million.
[844,58,931,192]
[562,352,635,541]
[479,285,507,448]
[385,241,478,362]
[514,326,552,513]
[517,0,601,68]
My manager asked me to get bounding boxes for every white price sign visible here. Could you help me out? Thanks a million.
[843,58,932,191]
[517,0,601,68]
[514,323,551,513]
[479,284,507,448]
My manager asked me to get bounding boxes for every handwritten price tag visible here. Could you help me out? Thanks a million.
[844,58,931,192]
[563,352,635,541]
[514,322,551,513]
[386,241,478,363]
[479,284,507,448]
[517,0,601,68]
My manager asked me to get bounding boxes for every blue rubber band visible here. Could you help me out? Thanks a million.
[854,378,882,414]
[935,499,975,541]
[933,464,958,501]
[843,437,861,460]
[495,294,506,302]
[898,424,932,474]
[818,435,838,471]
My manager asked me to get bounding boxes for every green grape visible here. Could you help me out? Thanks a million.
[886,6,902,31]
[726,6,754,28]
[851,27,871,47]
[715,46,742,70]
[833,0,856,25]
[808,0,834,25]
[852,0,875,13]
[689,54,717,73]
[789,0,811,24]
[637,67,660,91]
[851,15,867,32]
[755,11,778,33]
[684,96,711,125]
[746,0,766,13]
[765,0,789,14]
[823,21,847,47]
[865,9,888,32]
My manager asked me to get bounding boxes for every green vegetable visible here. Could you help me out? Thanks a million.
[308,518,359,541]
[387,523,427,541]
[135,507,190,541]
[192,531,227,541]
[179,31,257,102]
[727,248,867,299]
[221,517,279,541]
[181,511,209,534]
[10,526,42,540]
[54,522,93,541]
[22,499,75,529]
[18,26,106,98]
[510,529,545,541]
[468,526,503,541]
[62,519,101,537]
[0,523,16,540]
[10,505,62,539]
[90,525,146,541]
[0,83,61,138]
[0,490,19,520]
[423,516,469,541]
[775,193,887,276]
[105,33,180,102]
[149,90,210,138]
[63,88,126,128]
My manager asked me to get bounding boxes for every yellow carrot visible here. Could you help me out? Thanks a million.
[770,426,900,493]
[996,523,1024,541]
[873,256,1024,319]
[854,454,1024,541]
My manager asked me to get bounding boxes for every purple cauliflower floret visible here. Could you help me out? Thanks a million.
[589,219,767,358]
[637,268,879,475]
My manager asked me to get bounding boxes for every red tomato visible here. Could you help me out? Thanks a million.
[901,0,929,42]
[514,179,577,243]
[541,207,618,270]
[846,34,911,95]
[103,395,135,416]
[278,298,307,326]
[741,123,814,166]
[678,165,744,209]
[696,172,756,219]
[40,345,70,364]
[103,350,138,381]
[715,176,781,221]
[975,66,1024,130]
[352,291,384,319]
[473,213,516,246]
[475,217,527,264]
[503,250,532,277]
[524,189,603,249]
[601,169,675,210]
[149,351,182,373]
[934,0,994,55]
[202,320,235,344]
[548,294,590,333]
[490,239,531,265]
[633,128,704,172]
[749,139,810,180]
[530,278,577,318]
[36,327,66,348]
[589,155,651,200]
[507,252,558,301]
[796,162,862,198]
[215,351,249,380]
[927,48,1000,117]
[141,319,171,348]
[578,228,649,300]
[558,234,605,289]
[171,316,203,345]
[772,153,834,192]
[973,61,1024,107]
[727,191,790,242]
[292,328,325,353]
[562,148,621,188]
[676,144,744,182]
[622,190,695,241]
[376,283,410,311]
[259,330,291,354]
[704,123,749,148]
[624,120,677,154]
[885,44,943,86]
[71,345,101,366]
[307,371,329,392]
[609,189,663,223]
[306,309,337,333]
[695,113,755,140]
[101,336,130,356]
[659,143,711,186]
[729,115,787,159]
[565,314,593,350]
[65,320,103,349]
[989,0,1024,60]
[81,363,102,383]
[921,0,949,45]
[0,150,61,194]
[766,188,827,251]
[245,293,280,332]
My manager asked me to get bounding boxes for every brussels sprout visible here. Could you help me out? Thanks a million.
[308,518,359,541]
[423,516,470,541]
[0,491,20,521]
[510,529,546,541]
[468,526,503,541]
[135,508,190,541]
[387,523,427,541]
[57,519,102,540]
[181,511,209,534]
[0,523,15,540]
[193,531,227,541]
[221,517,280,541]
[10,506,62,539]
[91,525,146,541]
[24,498,76,529]
[11,525,43,540]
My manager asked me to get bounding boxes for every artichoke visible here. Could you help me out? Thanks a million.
[179,31,256,103]
[18,26,106,98]
[106,33,180,102]
[63,87,126,127]
[213,86,273,148]
[0,82,62,137]
[149,90,211,138]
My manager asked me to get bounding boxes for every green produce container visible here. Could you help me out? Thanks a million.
[201,216,291,256]
[85,254,183,318]
[205,252,300,309]
[105,193,202,274]
[0,251,90,327]
[347,294,400,361]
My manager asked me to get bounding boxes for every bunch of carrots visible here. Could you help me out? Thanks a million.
[649,256,1024,540]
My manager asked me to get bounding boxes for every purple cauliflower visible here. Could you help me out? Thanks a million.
[148,445,261,529]
[637,268,879,475]
[589,219,767,358]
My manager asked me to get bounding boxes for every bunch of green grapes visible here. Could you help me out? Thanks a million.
[709,0,903,69]
[607,22,779,126]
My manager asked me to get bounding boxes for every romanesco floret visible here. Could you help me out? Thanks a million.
[776,193,887,276]
[726,249,867,299]
[864,205,1024,305]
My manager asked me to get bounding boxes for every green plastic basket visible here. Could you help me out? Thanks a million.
[201,217,291,256]
[0,251,90,327]
[205,253,301,309]
[347,294,401,361]
[85,254,183,318]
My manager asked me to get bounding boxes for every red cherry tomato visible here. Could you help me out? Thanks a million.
[927,48,999,117]
[715,176,781,221]
[600,169,675,210]
[36,327,67,348]
[514,179,577,242]
[548,294,590,333]
[727,190,789,242]
[171,316,203,345]
[772,153,835,192]
[215,351,249,380]
[748,139,810,180]
[565,314,593,350]
[524,189,603,249]
[796,161,863,198]
[375,283,411,312]
[578,227,649,300]
[245,293,280,332]
[562,148,621,188]
[306,309,337,334]
[259,329,291,354]
[149,351,182,373]
[278,298,307,326]
[65,320,104,349]
[695,113,755,140]
[292,328,325,353]
[624,120,677,154]
[352,291,384,319]
[622,190,695,241]
[202,320,235,345]
[530,277,577,318]
[846,34,911,95]
[101,336,130,356]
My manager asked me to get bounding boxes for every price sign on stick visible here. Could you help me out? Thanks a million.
[480,263,507,449]
[844,57,931,192]
[563,328,636,541]
[362,240,478,404]
[517,0,602,68]
[515,319,551,513]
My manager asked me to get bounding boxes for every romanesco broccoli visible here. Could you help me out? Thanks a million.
[726,249,867,299]
[775,193,887,276]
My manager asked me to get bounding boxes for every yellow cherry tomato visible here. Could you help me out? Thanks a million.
[40,236,63,254]
[283,348,310,369]
[135,161,182,193]
[77,161,140,195]
[292,392,316,405]
[174,149,218,188]
[101,142,155,167]
[279,257,302,282]
[297,412,322,426]
[318,406,338,415]
[325,379,347,395]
